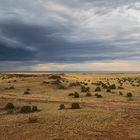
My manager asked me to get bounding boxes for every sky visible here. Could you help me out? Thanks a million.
[0,0,140,71]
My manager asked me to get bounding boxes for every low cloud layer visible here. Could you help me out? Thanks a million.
[0,0,140,71]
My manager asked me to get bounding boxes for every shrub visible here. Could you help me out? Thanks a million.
[86,92,92,97]
[106,89,111,92]
[96,94,102,98]
[24,90,31,95]
[84,83,88,86]
[119,92,123,96]
[58,84,66,89]
[48,75,61,79]
[32,106,38,112]
[81,86,90,92]
[94,93,98,96]
[20,105,31,113]
[74,92,80,98]
[95,87,101,92]
[118,86,124,89]
[69,82,81,87]
[102,84,108,89]
[127,92,132,97]
[109,84,116,89]
[28,116,38,123]
[9,86,15,90]
[71,103,80,109]
[68,93,74,96]
[59,104,65,110]
[5,103,14,110]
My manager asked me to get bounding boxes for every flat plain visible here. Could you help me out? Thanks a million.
[0,73,140,140]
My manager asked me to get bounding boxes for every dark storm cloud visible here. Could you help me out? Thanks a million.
[0,0,140,70]
[0,41,35,61]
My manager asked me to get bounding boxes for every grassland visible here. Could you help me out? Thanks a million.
[0,73,140,140]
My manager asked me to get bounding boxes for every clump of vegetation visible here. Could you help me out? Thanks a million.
[94,93,98,96]
[20,105,31,113]
[42,81,50,84]
[58,84,66,89]
[59,104,65,110]
[5,86,15,90]
[86,92,92,97]
[95,87,101,92]
[96,94,102,98]
[106,89,111,92]
[28,116,38,123]
[71,103,80,109]
[48,75,62,80]
[109,84,116,89]
[5,103,15,110]
[81,86,90,92]
[69,82,81,87]
[32,106,38,112]
[102,84,108,89]
[68,93,74,96]
[119,91,123,96]
[118,86,124,89]
[127,92,133,98]
[24,89,31,95]
[74,92,80,98]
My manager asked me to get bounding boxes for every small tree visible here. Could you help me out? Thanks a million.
[5,103,14,110]
[32,106,38,112]
[86,92,92,97]
[71,103,80,109]
[127,92,132,98]
[59,104,65,110]
[20,105,31,113]
[24,90,31,95]
[119,92,123,96]
[109,84,116,89]
[74,92,79,98]
[106,89,111,92]
[81,86,90,92]
[96,94,102,98]
[68,93,74,96]
[95,93,98,96]
[95,87,101,92]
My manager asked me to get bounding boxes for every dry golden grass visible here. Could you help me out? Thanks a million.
[0,73,140,140]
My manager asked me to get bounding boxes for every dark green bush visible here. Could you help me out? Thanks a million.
[127,92,132,97]
[96,94,102,98]
[71,102,80,109]
[118,86,124,89]
[20,105,31,113]
[59,104,65,110]
[48,75,61,79]
[102,84,108,89]
[5,103,14,110]
[106,89,111,92]
[81,86,90,92]
[9,86,15,90]
[32,106,38,112]
[119,92,123,96]
[94,93,98,96]
[86,92,92,97]
[109,84,116,89]
[24,90,31,95]
[69,82,81,87]
[58,84,66,89]
[74,92,80,98]
[95,87,101,92]
[68,93,74,96]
